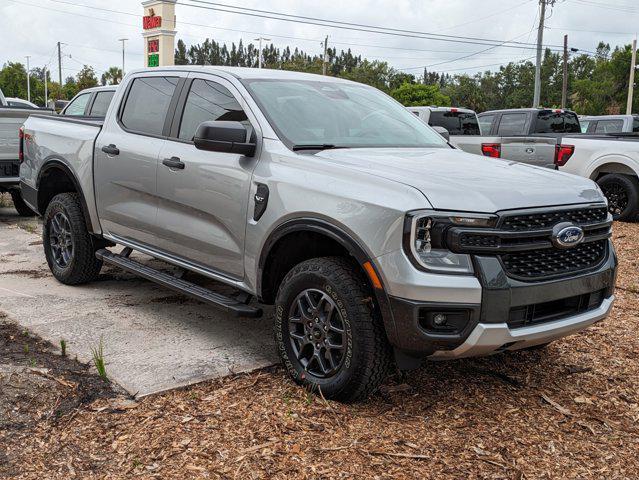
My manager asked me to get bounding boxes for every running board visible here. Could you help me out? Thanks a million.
[96,249,262,318]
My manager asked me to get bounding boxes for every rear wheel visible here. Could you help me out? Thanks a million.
[597,174,639,222]
[10,190,37,217]
[43,193,102,285]
[274,257,392,402]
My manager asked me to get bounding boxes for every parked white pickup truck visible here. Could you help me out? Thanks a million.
[557,133,639,221]
[580,115,639,134]
[0,88,53,215]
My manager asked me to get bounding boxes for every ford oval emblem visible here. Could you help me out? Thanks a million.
[551,223,584,249]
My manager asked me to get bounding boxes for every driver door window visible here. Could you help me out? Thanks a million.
[64,93,90,116]
[178,79,250,141]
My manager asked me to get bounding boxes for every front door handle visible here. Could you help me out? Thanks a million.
[162,156,185,170]
[101,144,119,155]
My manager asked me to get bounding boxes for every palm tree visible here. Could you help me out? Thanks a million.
[101,67,123,86]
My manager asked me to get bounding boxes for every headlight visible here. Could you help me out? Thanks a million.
[403,210,497,274]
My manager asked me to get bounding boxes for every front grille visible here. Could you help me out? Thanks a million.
[0,161,19,178]
[500,206,608,231]
[500,240,607,280]
[508,289,606,328]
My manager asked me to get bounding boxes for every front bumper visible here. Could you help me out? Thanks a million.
[382,239,617,360]
[430,296,613,359]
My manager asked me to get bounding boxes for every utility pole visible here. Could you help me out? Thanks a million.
[254,37,270,68]
[25,56,31,103]
[322,36,329,75]
[118,38,128,77]
[57,41,63,88]
[626,38,637,115]
[43,66,48,108]
[533,0,555,108]
[561,34,568,109]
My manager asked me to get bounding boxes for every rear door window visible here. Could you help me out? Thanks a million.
[427,111,480,135]
[178,79,249,141]
[633,117,639,133]
[64,93,91,116]
[594,120,624,134]
[535,111,581,133]
[120,77,179,136]
[89,91,115,117]
[478,114,495,135]
[497,113,527,135]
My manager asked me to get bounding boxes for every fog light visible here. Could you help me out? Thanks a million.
[433,313,447,326]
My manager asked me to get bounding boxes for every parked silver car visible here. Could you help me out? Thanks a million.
[20,67,616,401]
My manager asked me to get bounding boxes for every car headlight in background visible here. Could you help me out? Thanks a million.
[403,210,498,274]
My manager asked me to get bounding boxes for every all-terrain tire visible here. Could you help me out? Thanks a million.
[43,193,102,285]
[275,256,392,402]
[10,190,37,217]
[596,173,639,222]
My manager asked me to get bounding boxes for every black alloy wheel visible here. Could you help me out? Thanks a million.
[287,288,346,378]
[49,211,75,268]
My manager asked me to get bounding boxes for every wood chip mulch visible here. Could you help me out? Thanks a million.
[1,223,638,479]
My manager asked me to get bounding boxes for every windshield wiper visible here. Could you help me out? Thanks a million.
[292,144,348,151]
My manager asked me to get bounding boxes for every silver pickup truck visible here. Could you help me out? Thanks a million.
[20,67,616,401]
[0,88,53,215]
[450,108,582,169]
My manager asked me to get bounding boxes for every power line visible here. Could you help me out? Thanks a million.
[178,0,566,50]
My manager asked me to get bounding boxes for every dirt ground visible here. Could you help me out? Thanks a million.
[1,207,638,478]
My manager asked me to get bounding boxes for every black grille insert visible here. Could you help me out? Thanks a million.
[500,240,607,280]
[508,289,606,328]
[501,206,608,231]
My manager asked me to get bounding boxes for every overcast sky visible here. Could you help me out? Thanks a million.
[1,0,637,80]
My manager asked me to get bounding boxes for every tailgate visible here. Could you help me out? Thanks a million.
[500,136,557,169]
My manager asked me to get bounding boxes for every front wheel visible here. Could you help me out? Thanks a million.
[275,257,392,402]
[597,174,639,222]
[43,193,102,285]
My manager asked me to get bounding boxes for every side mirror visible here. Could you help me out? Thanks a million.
[193,121,256,157]
[432,126,450,141]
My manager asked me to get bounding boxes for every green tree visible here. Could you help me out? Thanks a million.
[76,65,98,91]
[390,83,451,107]
[0,62,28,98]
[101,66,123,86]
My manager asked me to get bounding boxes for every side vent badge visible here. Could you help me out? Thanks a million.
[253,184,269,221]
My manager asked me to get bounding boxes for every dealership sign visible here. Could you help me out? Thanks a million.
[143,9,162,29]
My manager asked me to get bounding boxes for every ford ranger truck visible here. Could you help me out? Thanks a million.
[20,67,617,402]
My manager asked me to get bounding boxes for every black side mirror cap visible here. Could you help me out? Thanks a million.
[193,120,256,157]
[432,126,450,141]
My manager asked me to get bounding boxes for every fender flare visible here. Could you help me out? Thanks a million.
[36,158,95,231]
[257,217,398,344]
[586,154,639,180]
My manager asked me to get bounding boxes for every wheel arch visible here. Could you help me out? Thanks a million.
[257,218,397,343]
[587,156,639,181]
[36,159,95,231]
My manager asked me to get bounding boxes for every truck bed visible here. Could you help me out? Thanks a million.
[20,113,103,227]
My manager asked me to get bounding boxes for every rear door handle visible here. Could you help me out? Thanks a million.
[101,144,119,156]
[162,156,185,170]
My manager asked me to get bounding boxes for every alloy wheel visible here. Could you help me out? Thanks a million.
[49,211,74,268]
[287,288,347,378]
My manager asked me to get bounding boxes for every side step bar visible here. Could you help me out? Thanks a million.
[96,249,262,318]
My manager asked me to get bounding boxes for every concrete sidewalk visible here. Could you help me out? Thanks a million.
[0,207,277,396]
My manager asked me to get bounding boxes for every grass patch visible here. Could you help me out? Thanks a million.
[91,337,108,382]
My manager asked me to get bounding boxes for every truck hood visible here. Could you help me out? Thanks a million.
[315,147,603,212]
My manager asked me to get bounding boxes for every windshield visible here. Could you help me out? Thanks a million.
[428,111,480,135]
[243,79,448,149]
